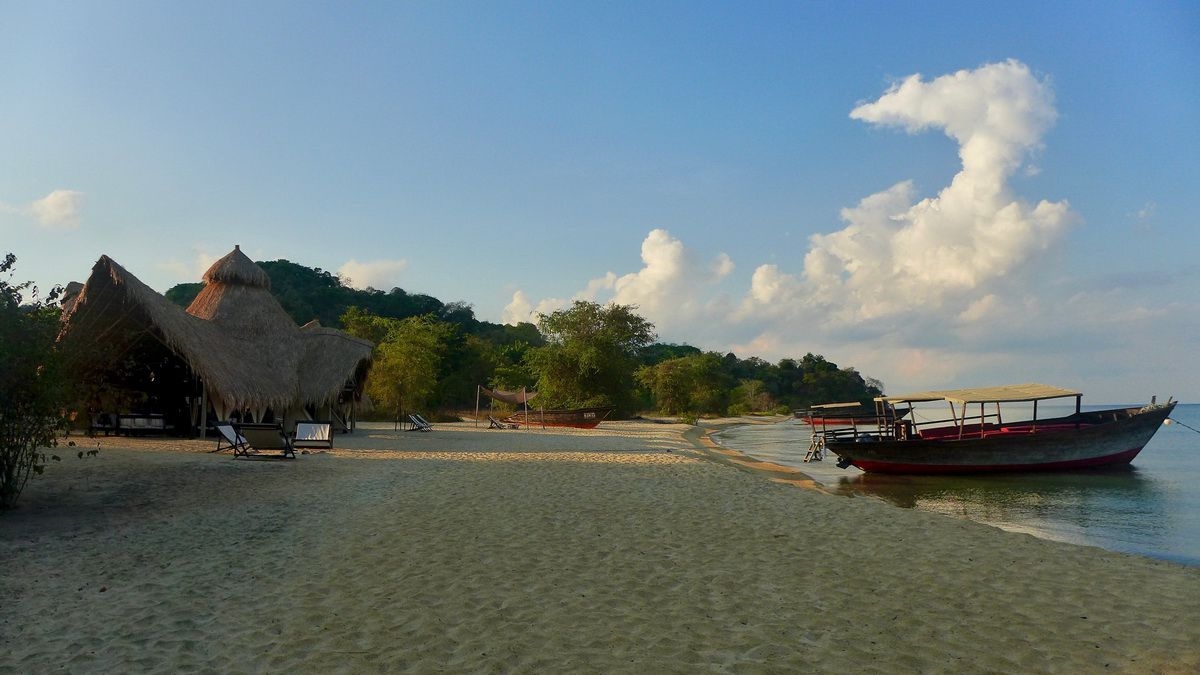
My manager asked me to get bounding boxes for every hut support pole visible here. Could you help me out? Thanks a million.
[200,388,208,439]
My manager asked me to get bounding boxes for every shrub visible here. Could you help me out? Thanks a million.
[0,254,70,509]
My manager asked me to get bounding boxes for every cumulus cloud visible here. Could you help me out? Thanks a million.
[743,59,1075,331]
[500,290,571,325]
[156,249,221,284]
[502,60,1083,391]
[338,258,409,291]
[609,229,733,323]
[502,228,734,331]
[1,189,84,228]
[501,290,536,324]
[29,189,84,228]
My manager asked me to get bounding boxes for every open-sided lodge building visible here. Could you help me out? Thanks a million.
[58,246,373,436]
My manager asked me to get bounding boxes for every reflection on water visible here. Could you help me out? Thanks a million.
[831,467,1171,555]
[712,407,1200,566]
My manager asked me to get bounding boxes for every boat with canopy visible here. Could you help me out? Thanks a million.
[819,383,1176,474]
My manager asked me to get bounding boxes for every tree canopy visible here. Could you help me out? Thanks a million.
[638,351,883,417]
[167,259,469,329]
[526,301,656,416]
[166,259,884,420]
[342,308,454,418]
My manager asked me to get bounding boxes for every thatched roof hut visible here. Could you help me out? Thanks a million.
[59,246,373,430]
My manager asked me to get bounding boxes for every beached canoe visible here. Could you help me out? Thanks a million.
[505,407,614,429]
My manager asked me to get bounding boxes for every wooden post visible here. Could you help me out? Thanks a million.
[199,386,208,439]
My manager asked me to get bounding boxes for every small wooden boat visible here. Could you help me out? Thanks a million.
[505,407,614,429]
[820,384,1176,474]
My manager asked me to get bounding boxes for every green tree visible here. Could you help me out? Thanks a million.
[635,358,692,415]
[639,342,702,366]
[526,301,656,416]
[636,351,733,416]
[0,254,71,509]
[728,379,775,415]
[340,306,392,346]
[342,310,454,419]
[163,281,203,307]
[430,330,487,411]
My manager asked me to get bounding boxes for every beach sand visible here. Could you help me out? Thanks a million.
[2,420,1198,673]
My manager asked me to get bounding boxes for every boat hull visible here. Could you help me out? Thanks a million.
[827,403,1174,474]
[505,407,614,429]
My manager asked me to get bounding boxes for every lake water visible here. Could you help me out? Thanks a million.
[712,403,1200,566]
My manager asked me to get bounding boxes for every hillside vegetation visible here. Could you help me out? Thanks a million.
[166,259,883,419]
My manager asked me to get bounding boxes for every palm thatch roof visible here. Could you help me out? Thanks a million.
[59,246,373,413]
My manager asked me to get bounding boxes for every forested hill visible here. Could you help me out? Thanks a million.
[164,258,883,415]
[164,259,537,344]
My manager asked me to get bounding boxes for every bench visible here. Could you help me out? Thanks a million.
[117,414,167,435]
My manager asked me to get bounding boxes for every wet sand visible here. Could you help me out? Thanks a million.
[2,420,1198,673]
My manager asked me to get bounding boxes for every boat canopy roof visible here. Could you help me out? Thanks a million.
[876,383,1081,406]
[810,402,862,410]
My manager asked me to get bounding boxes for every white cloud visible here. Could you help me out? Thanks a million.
[501,290,570,325]
[580,272,617,300]
[1130,201,1156,232]
[156,248,221,284]
[5,189,84,229]
[503,228,734,332]
[737,59,1075,335]
[607,229,732,324]
[338,258,409,290]
[499,61,1136,394]
[29,189,84,229]
[501,290,535,325]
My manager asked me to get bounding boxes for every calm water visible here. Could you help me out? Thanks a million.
[713,403,1200,566]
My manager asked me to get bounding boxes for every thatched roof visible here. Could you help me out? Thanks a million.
[187,247,301,350]
[59,246,373,413]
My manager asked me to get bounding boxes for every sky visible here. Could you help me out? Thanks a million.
[2,1,1198,403]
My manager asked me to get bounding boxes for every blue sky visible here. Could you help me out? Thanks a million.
[3,1,1197,402]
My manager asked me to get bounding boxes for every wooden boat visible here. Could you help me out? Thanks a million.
[820,383,1176,474]
[505,407,614,429]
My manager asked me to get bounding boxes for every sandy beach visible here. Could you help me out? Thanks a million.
[3,420,1198,673]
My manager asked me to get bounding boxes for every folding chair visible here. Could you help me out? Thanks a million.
[236,422,296,459]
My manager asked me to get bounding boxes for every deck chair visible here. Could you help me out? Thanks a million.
[293,421,333,450]
[214,422,250,455]
[489,416,518,429]
[237,422,296,459]
[408,414,433,432]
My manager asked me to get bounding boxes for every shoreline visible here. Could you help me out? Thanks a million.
[3,420,1198,672]
[691,417,835,494]
[708,416,1200,567]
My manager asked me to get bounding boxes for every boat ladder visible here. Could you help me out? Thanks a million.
[804,431,825,462]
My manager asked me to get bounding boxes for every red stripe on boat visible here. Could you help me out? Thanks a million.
[850,446,1144,474]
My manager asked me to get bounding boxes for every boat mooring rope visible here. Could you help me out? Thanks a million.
[1167,417,1200,435]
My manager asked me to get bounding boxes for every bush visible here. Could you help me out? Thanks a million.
[0,254,71,509]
